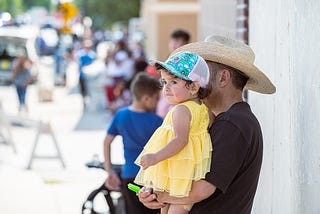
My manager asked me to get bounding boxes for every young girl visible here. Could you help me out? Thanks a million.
[134,51,213,214]
[11,54,32,113]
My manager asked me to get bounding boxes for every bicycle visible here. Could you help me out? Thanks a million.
[81,160,125,214]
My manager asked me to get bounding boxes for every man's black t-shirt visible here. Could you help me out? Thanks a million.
[190,102,263,214]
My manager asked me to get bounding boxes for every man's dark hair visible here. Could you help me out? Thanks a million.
[130,72,161,100]
[209,62,249,90]
[170,29,190,43]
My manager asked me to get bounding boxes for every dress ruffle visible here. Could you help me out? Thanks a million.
[134,101,212,197]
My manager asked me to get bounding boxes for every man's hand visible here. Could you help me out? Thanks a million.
[137,187,166,209]
[105,171,121,191]
[155,190,170,204]
[140,153,159,170]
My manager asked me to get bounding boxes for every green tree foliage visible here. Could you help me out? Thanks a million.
[0,0,52,16]
[23,0,52,10]
[74,0,140,29]
[0,0,24,16]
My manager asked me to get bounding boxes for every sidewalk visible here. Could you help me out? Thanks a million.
[0,85,124,214]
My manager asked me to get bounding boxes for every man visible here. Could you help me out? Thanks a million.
[138,35,276,213]
[168,29,190,53]
[76,39,96,107]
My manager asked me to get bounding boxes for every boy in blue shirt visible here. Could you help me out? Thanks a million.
[103,72,162,214]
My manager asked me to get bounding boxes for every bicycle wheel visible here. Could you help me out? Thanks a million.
[81,183,116,214]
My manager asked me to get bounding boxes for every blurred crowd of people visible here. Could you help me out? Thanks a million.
[73,37,148,112]
[5,26,190,119]
[55,28,192,117]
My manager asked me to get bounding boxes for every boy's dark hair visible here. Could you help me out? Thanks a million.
[170,29,190,43]
[130,72,161,100]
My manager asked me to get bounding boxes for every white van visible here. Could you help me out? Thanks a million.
[0,25,40,85]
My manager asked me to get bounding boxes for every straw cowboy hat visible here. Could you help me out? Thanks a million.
[171,35,276,94]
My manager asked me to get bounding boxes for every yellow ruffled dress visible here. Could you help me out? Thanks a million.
[134,101,212,197]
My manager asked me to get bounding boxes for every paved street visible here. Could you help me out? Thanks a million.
[0,83,124,214]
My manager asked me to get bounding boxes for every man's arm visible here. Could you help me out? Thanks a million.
[156,179,216,204]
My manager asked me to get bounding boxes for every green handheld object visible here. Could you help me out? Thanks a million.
[128,183,141,193]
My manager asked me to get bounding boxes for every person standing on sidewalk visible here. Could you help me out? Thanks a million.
[138,35,276,214]
[76,39,96,107]
[103,72,163,214]
[11,54,33,113]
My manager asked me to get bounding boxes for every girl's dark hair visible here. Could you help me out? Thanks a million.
[185,80,211,100]
[198,87,212,99]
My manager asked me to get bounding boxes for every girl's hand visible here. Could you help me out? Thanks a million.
[140,153,158,170]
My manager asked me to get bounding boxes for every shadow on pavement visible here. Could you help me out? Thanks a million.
[73,110,109,131]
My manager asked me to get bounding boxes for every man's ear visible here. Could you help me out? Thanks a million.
[219,69,231,87]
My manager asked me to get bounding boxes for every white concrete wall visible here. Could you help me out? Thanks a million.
[249,0,320,213]
[199,0,237,40]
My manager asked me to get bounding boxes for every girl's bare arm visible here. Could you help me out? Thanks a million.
[157,105,190,159]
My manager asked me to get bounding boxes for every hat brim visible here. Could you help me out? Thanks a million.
[149,60,191,81]
[171,41,276,94]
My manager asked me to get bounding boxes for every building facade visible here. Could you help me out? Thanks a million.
[199,0,320,213]
[141,0,199,61]
[141,0,320,213]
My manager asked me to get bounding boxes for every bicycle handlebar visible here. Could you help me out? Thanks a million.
[85,160,104,169]
[85,160,122,175]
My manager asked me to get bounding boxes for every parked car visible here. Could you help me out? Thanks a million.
[0,25,41,85]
